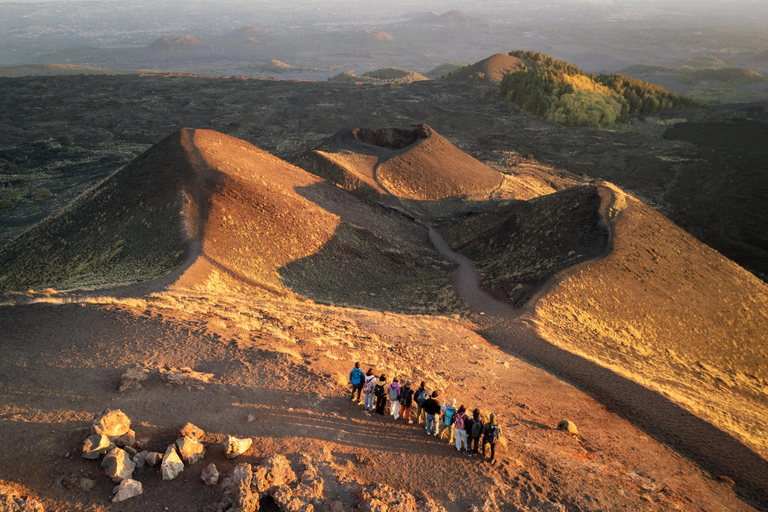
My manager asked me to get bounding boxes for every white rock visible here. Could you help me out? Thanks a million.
[176,436,205,465]
[93,409,131,439]
[101,447,135,483]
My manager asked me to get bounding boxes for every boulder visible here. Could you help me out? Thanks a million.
[145,451,163,466]
[161,445,184,481]
[178,422,205,440]
[115,429,136,448]
[355,484,440,512]
[219,463,259,512]
[118,367,150,392]
[201,463,219,485]
[159,366,214,389]
[224,435,252,459]
[93,409,131,439]
[177,436,205,465]
[112,479,143,502]
[252,454,297,494]
[101,447,135,483]
[294,464,324,502]
[557,420,578,435]
[81,434,111,459]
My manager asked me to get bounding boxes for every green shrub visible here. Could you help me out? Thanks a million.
[500,51,699,129]
[35,187,53,200]
[0,199,14,211]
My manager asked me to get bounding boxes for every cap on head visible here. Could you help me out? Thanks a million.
[405,380,412,386]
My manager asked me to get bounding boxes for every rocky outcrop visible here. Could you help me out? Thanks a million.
[356,484,447,512]
[220,462,259,512]
[253,455,297,494]
[0,482,44,512]
[92,409,131,439]
[118,367,149,392]
[112,479,143,502]
[557,420,578,435]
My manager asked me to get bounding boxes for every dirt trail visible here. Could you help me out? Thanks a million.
[427,227,768,510]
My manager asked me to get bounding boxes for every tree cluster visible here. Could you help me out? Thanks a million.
[501,51,698,129]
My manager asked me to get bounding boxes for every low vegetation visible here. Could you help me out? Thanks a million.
[678,67,766,85]
[500,51,699,129]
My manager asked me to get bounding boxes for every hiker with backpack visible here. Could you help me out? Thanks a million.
[374,374,388,415]
[349,362,365,403]
[482,413,502,464]
[413,381,429,424]
[468,408,484,456]
[422,390,441,435]
[453,405,470,453]
[362,368,377,412]
[398,380,415,423]
[439,398,457,444]
[388,378,402,419]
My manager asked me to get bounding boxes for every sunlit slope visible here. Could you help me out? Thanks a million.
[0,129,456,311]
[441,53,526,82]
[441,182,768,457]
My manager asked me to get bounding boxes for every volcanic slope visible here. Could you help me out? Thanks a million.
[441,53,526,82]
[291,124,531,219]
[0,129,458,313]
[440,182,768,460]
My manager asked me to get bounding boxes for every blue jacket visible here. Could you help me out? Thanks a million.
[349,367,365,385]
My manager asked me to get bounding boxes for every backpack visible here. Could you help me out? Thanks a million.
[414,389,427,406]
[454,413,466,430]
[389,385,400,401]
[487,424,500,444]
[471,419,483,438]
[363,378,375,394]
[350,368,363,385]
[443,407,455,426]
[399,387,412,406]
[374,384,384,397]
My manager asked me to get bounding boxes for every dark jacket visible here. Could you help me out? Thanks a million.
[422,397,441,415]
[400,386,414,407]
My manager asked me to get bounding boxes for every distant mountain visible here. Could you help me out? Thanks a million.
[223,26,264,42]
[148,35,202,51]
[328,68,429,85]
[424,62,465,79]
[403,10,491,28]
[358,30,395,42]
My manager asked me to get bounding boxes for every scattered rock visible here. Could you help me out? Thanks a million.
[219,462,259,512]
[355,484,446,512]
[224,435,252,459]
[294,463,324,502]
[178,422,205,440]
[354,452,375,466]
[118,367,150,393]
[325,500,345,512]
[557,419,578,435]
[716,475,736,485]
[101,447,136,483]
[115,429,136,448]
[253,454,297,494]
[124,446,137,457]
[177,436,205,465]
[201,463,219,485]
[133,451,149,469]
[272,485,314,512]
[134,434,151,451]
[81,434,111,459]
[112,479,143,502]
[93,409,131,439]
[160,366,214,389]
[161,445,185,481]
[0,482,45,512]
[145,451,163,467]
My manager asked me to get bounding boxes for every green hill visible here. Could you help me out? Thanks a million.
[500,51,699,130]
[328,68,429,84]
[678,67,766,85]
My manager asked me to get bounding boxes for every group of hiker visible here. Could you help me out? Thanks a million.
[349,363,503,464]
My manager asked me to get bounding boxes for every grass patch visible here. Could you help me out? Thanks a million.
[0,200,14,211]
[34,188,53,200]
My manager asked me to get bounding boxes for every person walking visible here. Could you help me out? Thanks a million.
[453,405,470,453]
[422,390,441,435]
[439,398,457,444]
[468,408,484,456]
[388,378,402,419]
[482,413,503,464]
[399,380,415,423]
[413,382,428,424]
[362,368,376,412]
[374,374,388,415]
[349,362,365,403]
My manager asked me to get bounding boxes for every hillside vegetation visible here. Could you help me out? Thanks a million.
[500,51,699,129]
